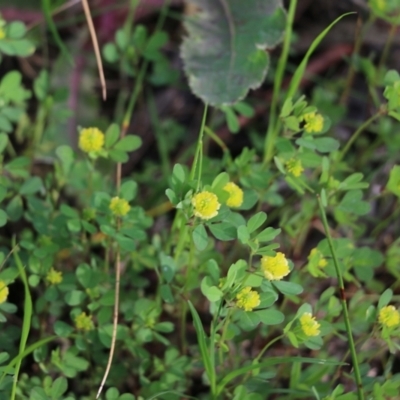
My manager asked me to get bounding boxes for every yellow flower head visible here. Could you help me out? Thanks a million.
[308,248,328,268]
[261,252,290,281]
[300,312,321,337]
[286,159,304,177]
[191,191,220,220]
[236,286,260,312]
[379,305,400,328]
[0,280,9,304]
[109,197,130,217]
[303,112,324,134]
[0,28,6,40]
[46,268,63,285]
[78,127,105,153]
[74,312,94,331]
[223,182,244,208]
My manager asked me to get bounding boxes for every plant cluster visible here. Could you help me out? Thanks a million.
[1,1,400,400]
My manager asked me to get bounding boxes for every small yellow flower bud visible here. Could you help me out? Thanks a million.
[109,197,131,217]
[261,252,290,281]
[0,280,9,304]
[223,182,244,208]
[74,312,94,331]
[236,287,260,312]
[299,312,321,337]
[285,159,304,177]
[79,127,105,153]
[379,305,400,328]
[303,112,324,134]
[46,268,63,285]
[191,191,220,220]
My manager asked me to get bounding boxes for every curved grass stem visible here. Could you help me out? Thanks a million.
[263,0,297,164]
[317,195,364,400]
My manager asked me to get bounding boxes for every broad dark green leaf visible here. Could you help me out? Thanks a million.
[181,0,285,106]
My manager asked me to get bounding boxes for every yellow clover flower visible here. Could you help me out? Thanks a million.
[299,312,321,337]
[191,191,220,220]
[74,312,94,331]
[78,127,105,153]
[308,248,328,268]
[223,182,244,208]
[109,196,130,217]
[303,112,324,134]
[261,252,290,281]
[379,305,400,328]
[46,268,63,285]
[0,28,5,40]
[236,287,260,312]
[0,280,9,304]
[286,159,304,177]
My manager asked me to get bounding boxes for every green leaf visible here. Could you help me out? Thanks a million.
[6,196,23,221]
[237,225,250,244]
[76,263,99,289]
[181,0,286,106]
[105,123,120,148]
[51,377,68,398]
[160,284,174,303]
[201,277,223,302]
[0,210,7,227]
[273,281,303,295]
[237,310,260,331]
[34,70,49,101]
[254,309,284,325]
[338,173,368,191]
[337,190,370,216]
[387,165,400,198]
[109,149,129,163]
[114,135,142,152]
[193,224,208,251]
[54,321,74,338]
[209,222,236,241]
[120,180,138,201]
[64,290,86,306]
[256,227,281,242]
[378,289,393,309]
[187,301,215,387]
[7,22,26,39]
[103,43,119,63]
[0,133,8,154]
[56,145,74,176]
[247,211,267,233]
[19,177,43,195]
[313,137,340,153]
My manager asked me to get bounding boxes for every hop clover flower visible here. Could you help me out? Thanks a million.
[379,305,400,328]
[75,312,94,331]
[0,280,9,304]
[299,312,321,337]
[236,287,260,312]
[303,112,324,134]
[78,127,105,153]
[261,252,290,281]
[0,28,5,40]
[46,268,63,285]
[191,191,220,220]
[223,182,244,208]
[308,248,328,268]
[285,159,304,177]
[109,197,131,217]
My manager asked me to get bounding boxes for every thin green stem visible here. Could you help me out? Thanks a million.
[11,242,33,400]
[337,111,382,163]
[147,90,170,177]
[317,196,364,400]
[190,105,208,184]
[263,0,297,164]
[377,23,397,78]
